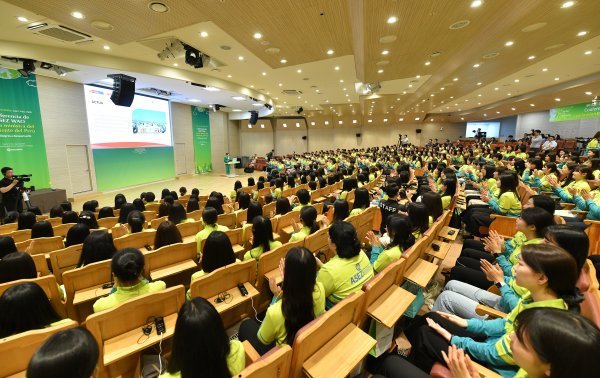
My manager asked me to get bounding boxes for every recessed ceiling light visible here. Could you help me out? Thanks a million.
[280,59,287,64]
[338,120,343,124]
[250,85,254,88]
[514,79,519,82]
[334,66,340,71]
[200,31,208,38]
[542,68,548,72]
[260,124,265,129]
[483,113,487,116]
[205,87,220,91]
[504,41,514,47]
[378,69,384,73]
[387,16,398,24]
[232,109,242,112]
[453,77,459,81]
[368,119,373,123]
[70,11,85,19]
[440,87,445,90]
[494,87,499,91]
[415,75,421,79]
[232,96,246,101]
[352,119,357,124]
[584,50,592,55]
[478,94,482,97]
[297,69,302,73]
[343,88,347,91]
[327,49,334,55]
[577,31,588,37]
[238,56,244,61]
[507,93,512,96]
[261,72,267,76]
[173,63,178,67]
[511,107,516,110]
[415,117,420,121]
[382,50,389,55]
[530,103,535,107]
[278,83,283,87]
[561,1,575,8]
[189,99,201,102]
[461,117,465,120]
[340,79,344,83]
[555,98,561,102]
[248,125,252,129]
[585,91,592,95]
[477,82,482,85]
[473,63,480,68]
[496,111,501,114]
[227,74,232,78]
[296,122,300,127]
[253,32,262,39]
[324,121,329,125]
[399,118,404,121]
[471,0,483,8]
[16,16,28,22]
[554,77,560,81]
[528,55,536,60]
[103,45,110,50]
[283,123,287,127]
[425,61,431,66]
[310,121,315,126]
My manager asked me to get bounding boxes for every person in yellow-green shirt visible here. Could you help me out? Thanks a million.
[194,207,229,254]
[441,308,600,378]
[289,206,320,242]
[161,298,245,378]
[316,221,374,309]
[243,216,282,261]
[349,187,370,216]
[93,248,166,313]
[549,166,592,207]
[239,247,325,355]
[366,214,415,273]
[584,131,600,155]
[291,188,311,211]
[405,243,580,376]
[230,180,242,202]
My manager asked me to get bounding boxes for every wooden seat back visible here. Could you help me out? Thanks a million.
[49,244,84,285]
[217,212,237,228]
[142,210,157,222]
[46,217,62,227]
[304,227,331,259]
[489,214,517,238]
[356,206,377,241]
[0,222,17,235]
[10,229,31,243]
[31,253,51,277]
[113,230,156,250]
[0,319,78,378]
[145,203,160,212]
[20,236,65,256]
[236,209,249,227]
[584,220,599,255]
[150,216,168,230]
[62,260,112,322]
[97,217,118,229]
[262,202,275,218]
[176,220,202,238]
[275,211,300,239]
[143,241,197,282]
[187,209,203,221]
[85,286,185,378]
[238,345,292,378]
[53,223,76,238]
[289,291,368,378]
[0,275,66,318]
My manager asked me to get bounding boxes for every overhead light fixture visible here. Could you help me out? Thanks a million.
[528,55,536,60]
[253,32,262,39]
[504,41,514,47]
[387,16,398,24]
[383,118,388,122]
[368,119,373,123]
[514,79,519,82]
[103,45,110,50]
[494,87,499,91]
[425,61,431,66]
[280,59,287,64]
[334,66,340,70]
[18,59,36,77]
[585,91,593,95]
[295,122,300,127]
[530,103,535,107]
[231,109,242,112]
[200,31,208,38]
[324,121,329,125]
[204,86,220,92]
[297,69,302,73]
[352,119,357,124]
[261,72,266,76]
[381,50,389,55]
[554,77,560,81]
[70,11,85,19]
[378,69,384,73]
[453,77,458,81]
[477,82,482,85]
[542,68,548,72]
[555,98,561,102]
[473,63,480,68]
[283,123,287,128]
[415,117,420,121]
[561,1,575,8]
[16,16,28,22]
[189,99,201,102]
[238,56,244,61]
[461,117,465,120]
[326,49,334,55]
[584,50,592,55]
[471,0,483,8]
[338,120,343,124]
[577,31,588,37]
[232,96,246,101]
[310,121,315,126]
[252,103,262,107]
[260,124,265,129]
[399,118,404,121]
[52,65,67,77]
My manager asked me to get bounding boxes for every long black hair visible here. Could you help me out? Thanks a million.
[31,220,54,238]
[154,221,183,250]
[251,216,275,253]
[282,247,317,344]
[328,221,361,259]
[421,191,443,221]
[0,236,17,259]
[386,214,415,251]
[544,225,589,274]
[78,231,116,268]
[65,223,90,247]
[167,298,232,377]
[17,211,36,230]
[0,282,62,338]
[407,202,429,236]
[332,200,350,222]
[118,203,136,224]
[168,203,188,225]
[0,252,37,284]
[352,188,370,211]
[202,231,235,273]
[300,206,319,235]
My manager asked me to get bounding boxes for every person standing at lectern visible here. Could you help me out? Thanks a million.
[224,153,232,176]
[0,167,22,214]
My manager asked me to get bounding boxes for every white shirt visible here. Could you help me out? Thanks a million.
[530,135,543,148]
[541,140,557,151]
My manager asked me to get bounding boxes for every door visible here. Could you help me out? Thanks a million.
[175,143,187,175]
[66,145,93,194]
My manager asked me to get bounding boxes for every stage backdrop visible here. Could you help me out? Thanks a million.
[549,102,600,122]
[83,85,175,191]
[0,69,51,188]
[191,106,212,173]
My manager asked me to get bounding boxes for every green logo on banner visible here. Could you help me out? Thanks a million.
[191,106,212,173]
[0,69,51,188]
[549,102,600,122]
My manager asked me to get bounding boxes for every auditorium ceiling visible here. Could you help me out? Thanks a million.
[0,0,598,126]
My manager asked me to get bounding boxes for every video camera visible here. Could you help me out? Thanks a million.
[14,174,35,192]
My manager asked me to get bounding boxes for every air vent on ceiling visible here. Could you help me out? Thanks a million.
[138,87,174,97]
[30,24,93,43]
[282,89,303,95]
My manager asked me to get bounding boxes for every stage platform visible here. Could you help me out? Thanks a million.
[71,169,264,210]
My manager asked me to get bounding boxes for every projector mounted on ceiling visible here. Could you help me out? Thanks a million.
[140,37,224,69]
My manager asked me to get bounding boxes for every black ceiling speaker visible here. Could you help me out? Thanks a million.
[108,74,136,107]
[356,133,361,137]
[302,135,307,140]
[18,59,36,77]
[416,129,422,134]
[297,107,304,114]
[249,111,259,125]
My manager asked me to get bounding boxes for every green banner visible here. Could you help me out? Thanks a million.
[0,69,51,188]
[191,106,212,173]
[549,102,600,122]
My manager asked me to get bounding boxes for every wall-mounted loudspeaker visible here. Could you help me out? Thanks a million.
[302,136,307,140]
[416,129,422,134]
[108,74,136,107]
[249,111,259,125]
[356,133,362,137]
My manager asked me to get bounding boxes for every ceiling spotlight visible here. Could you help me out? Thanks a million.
[70,11,85,19]
[238,56,244,61]
[425,61,431,66]
[253,32,262,39]
[297,107,304,114]
[561,1,575,8]
[530,103,535,107]
[473,63,480,68]
[200,31,208,38]
[334,66,340,70]
[378,69,384,73]
[326,49,334,55]
[18,59,36,77]
[514,79,519,82]
[453,77,459,81]
[415,117,420,121]
[504,41,514,47]
[232,96,246,101]
[471,0,483,8]
[584,50,592,55]
[381,50,389,55]
[52,65,67,77]
[477,82,482,85]
[585,91,593,95]
[542,68,548,72]
[16,16,28,22]
[528,55,536,60]
[555,98,561,102]
[103,45,110,50]
[387,16,398,24]
[297,69,302,73]
[280,59,287,64]
[577,31,587,37]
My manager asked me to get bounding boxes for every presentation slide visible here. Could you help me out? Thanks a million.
[465,122,500,138]
[83,85,172,149]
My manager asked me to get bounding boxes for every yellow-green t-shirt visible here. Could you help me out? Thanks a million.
[441,195,452,210]
[317,251,374,309]
[373,245,402,273]
[159,339,245,377]
[349,208,365,216]
[257,283,326,346]
[244,240,283,261]
[289,226,312,242]
[195,224,229,253]
[93,280,166,313]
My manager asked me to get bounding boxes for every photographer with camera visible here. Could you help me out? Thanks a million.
[0,167,22,214]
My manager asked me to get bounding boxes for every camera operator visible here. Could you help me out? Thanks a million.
[0,167,22,213]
